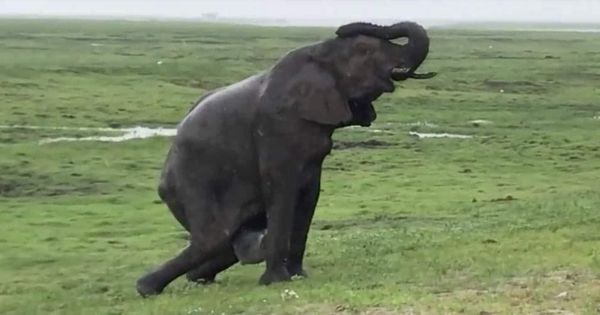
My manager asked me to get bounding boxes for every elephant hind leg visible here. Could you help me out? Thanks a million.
[137,191,227,297]
[137,243,209,297]
[186,247,238,283]
[158,178,190,231]
[185,213,266,283]
[136,233,230,297]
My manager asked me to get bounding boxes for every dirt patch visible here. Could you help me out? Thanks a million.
[294,304,404,315]
[315,215,411,231]
[469,119,494,127]
[168,78,214,89]
[489,195,516,202]
[429,270,600,314]
[483,80,547,94]
[333,139,395,150]
[0,171,108,198]
[114,51,147,57]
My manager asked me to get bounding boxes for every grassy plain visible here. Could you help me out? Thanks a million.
[1,19,600,314]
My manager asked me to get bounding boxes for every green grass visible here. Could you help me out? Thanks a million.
[1,18,600,314]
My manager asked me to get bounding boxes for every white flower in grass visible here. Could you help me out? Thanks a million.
[280,288,299,300]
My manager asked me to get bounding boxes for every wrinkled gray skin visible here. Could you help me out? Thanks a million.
[136,21,436,297]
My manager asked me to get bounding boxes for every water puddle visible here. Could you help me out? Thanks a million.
[400,121,439,128]
[408,131,473,139]
[41,126,176,144]
[0,124,117,132]
[0,125,177,144]
[345,126,394,134]
[346,121,438,134]
[469,119,493,125]
[2,124,476,143]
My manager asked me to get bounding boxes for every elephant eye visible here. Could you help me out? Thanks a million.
[355,43,371,56]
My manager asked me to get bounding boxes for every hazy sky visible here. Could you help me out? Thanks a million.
[2,0,600,25]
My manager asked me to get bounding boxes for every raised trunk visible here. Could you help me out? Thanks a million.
[387,22,431,76]
[335,21,436,80]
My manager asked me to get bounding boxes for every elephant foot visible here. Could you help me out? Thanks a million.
[259,266,291,285]
[287,264,308,278]
[136,274,165,297]
[185,273,216,285]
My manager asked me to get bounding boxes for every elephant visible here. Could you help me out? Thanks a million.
[136,21,436,297]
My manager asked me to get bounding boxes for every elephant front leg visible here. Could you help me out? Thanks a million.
[287,170,321,278]
[258,173,299,285]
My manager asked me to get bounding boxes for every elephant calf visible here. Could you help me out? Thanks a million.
[136,21,436,296]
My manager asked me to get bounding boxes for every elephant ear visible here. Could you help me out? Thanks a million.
[291,64,352,126]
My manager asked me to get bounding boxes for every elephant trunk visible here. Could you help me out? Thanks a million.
[387,22,434,79]
[335,21,436,80]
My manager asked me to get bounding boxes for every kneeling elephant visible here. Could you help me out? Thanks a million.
[136,21,436,296]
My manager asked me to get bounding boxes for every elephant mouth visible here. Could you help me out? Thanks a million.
[347,94,379,127]
[353,90,383,104]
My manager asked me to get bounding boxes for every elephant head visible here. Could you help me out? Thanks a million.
[306,21,436,127]
[335,21,436,81]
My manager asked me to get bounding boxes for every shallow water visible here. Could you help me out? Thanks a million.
[469,119,493,125]
[39,126,177,144]
[2,124,479,143]
[0,125,177,144]
[408,131,473,139]
[0,125,118,132]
